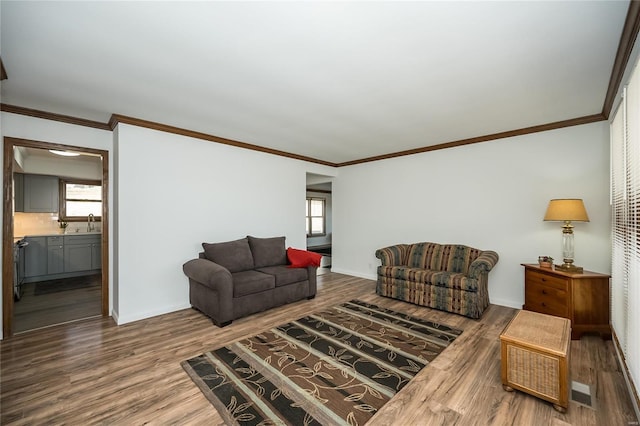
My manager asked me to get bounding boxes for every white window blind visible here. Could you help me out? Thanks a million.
[628,70,640,387]
[611,58,640,395]
[611,98,627,353]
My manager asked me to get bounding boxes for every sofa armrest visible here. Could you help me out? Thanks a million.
[306,265,318,296]
[467,250,499,279]
[183,258,233,293]
[375,244,410,266]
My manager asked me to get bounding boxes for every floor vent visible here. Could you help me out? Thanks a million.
[571,381,594,408]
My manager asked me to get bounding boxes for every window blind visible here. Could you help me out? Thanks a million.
[611,58,640,394]
[611,97,627,353]
[627,68,640,386]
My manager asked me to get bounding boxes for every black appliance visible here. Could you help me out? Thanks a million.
[13,239,28,301]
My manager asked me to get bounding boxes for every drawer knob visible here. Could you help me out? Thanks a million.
[542,289,547,295]
[542,302,546,307]
[541,278,547,282]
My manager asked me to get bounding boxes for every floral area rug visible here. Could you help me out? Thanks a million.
[181,300,462,425]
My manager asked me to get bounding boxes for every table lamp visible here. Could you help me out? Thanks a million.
[543,199,589,273]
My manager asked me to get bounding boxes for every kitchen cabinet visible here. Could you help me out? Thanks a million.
[14,173,24,212]
[15,174,59,213]
[64,234,101,273]
[91,240,102,270]
[22,234,101,282]
[24,237,47,277]
[47,236,65,274]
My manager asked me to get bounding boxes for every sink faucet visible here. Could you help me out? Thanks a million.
[87,214,95,232]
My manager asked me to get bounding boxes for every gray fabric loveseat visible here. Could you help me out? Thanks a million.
[183,236,317,326]
[375,242,499,319]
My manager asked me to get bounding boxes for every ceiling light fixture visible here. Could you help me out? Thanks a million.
[49,150,80,157]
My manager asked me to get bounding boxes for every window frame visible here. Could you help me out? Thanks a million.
[59,178,102,222]
[306,197,326,237]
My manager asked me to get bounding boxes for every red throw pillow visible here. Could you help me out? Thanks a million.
[287,247,322,268]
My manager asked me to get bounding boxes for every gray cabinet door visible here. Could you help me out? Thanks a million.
[23,174,59,213]
[91,242,102,270]
[24,237,47,277]
[47,236,65,274]
[64,243,92,272]
[14,173,24,212]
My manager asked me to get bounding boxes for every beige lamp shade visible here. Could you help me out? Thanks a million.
[543,199,590,222]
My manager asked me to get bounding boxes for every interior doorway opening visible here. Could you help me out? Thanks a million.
[306,173,333,271]
[2,137,109,338]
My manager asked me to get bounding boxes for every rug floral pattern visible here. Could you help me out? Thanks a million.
[182,300,462,425]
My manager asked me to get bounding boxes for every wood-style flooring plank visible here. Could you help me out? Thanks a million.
[1,272,637,425]
[13,277,102,333]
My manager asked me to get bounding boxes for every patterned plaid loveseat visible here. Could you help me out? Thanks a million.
[375,242,499,319]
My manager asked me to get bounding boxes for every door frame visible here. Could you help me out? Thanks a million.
[2,137,110,337]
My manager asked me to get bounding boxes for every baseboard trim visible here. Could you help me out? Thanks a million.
[489,298,522,310]
[329,268,376,281]
[612,328,640,423]
[113,303,191,325]
[111,309,120,325]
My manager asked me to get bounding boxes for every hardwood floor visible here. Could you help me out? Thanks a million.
[1,272,636,425]
[13,275,101,333]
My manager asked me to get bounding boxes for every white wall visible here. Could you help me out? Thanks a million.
[0,112,114,340]
[112,124,336,323]
[0,112,337,336]
[0,111,609,332]
[332,121,611,308]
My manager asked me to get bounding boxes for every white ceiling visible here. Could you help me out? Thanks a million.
[0,1,630,164]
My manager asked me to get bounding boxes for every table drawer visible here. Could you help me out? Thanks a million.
[525,282,568,318]
[525,270,568,291]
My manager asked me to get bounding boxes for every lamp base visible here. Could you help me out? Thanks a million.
[555,263,583,273]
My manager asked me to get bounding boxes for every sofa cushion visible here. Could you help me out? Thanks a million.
[257,265,308,287]
[202,237,254,272]
[231,270,275,297]
[377,266,477,291]
[407,243,442,269]
[247,236,287,268]
[435,245,481,274]
[287,247,322,268]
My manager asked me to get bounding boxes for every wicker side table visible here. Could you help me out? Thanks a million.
[500,310,571,412]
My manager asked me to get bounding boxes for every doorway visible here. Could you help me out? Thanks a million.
[306,173,333,272]
[2,137,109,337]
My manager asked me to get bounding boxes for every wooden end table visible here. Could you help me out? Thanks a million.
[522,263,611,340]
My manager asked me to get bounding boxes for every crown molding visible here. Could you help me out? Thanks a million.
[337,114,606,167]
[603,0,640,120]
[0,103,110,130]
[0,104,609,168]
[107,114,336,167]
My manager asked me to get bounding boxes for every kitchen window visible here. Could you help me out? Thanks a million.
[306,197,325,237]
[59,179,102,221]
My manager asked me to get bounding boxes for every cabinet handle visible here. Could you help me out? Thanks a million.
[541,278,547,282]
[542,289,547,295]
[541,302,546,307]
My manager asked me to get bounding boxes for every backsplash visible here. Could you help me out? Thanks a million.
[14,213,102,237]
[14,212,59,236]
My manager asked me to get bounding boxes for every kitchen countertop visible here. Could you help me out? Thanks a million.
[16,231,102,239]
